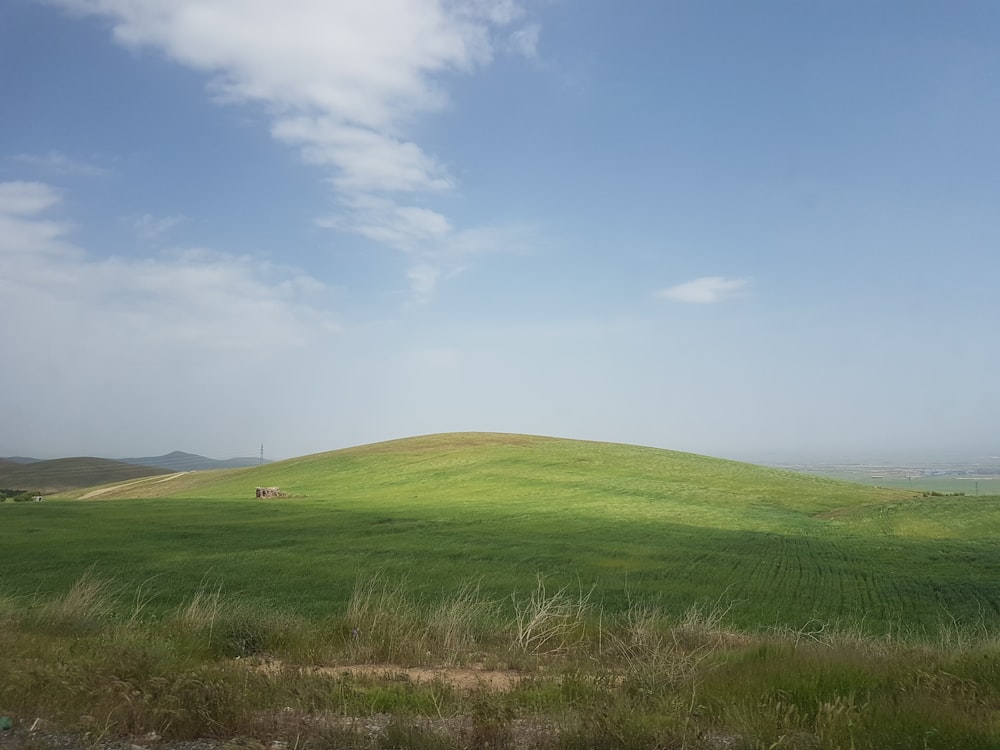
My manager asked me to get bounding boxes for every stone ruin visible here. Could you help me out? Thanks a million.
[255,486,287,498]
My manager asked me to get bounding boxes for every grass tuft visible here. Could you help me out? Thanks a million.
[28,571,118,635]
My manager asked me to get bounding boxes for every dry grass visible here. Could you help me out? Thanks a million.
[3,574,1000,749]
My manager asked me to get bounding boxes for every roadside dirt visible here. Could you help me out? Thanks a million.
[250,658,524,691]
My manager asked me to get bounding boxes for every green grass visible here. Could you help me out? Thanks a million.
[2,433,998,634]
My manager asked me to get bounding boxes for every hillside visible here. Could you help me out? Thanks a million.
[0,457,171,493]
[64,432,912,519]
[14,433,999,632]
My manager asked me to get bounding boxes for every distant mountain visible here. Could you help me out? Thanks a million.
[118,451,266,472]
[2,456,42,464]
[0,458,170,494]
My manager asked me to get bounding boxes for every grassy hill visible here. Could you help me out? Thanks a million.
[0,456,171,493]
[3,433,999,633]
[60,432,910,514]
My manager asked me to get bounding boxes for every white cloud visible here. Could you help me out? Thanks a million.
[51,0,516,176]
[273,118,453,194]
[317,195,528,304]
[458,0,525,26]
[0,181,62,216]
[330,196,453,252]
[2,181,338,356]
[507,23,541,59]
[49,0,538,304]
[124,213,185,240]
[657,276,749,304]
[12,151,112,177]
[0,182,80,260]
[407,263,443,305]
[0,182,343,458]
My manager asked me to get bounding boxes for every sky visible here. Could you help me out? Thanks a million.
[2,0,999,464]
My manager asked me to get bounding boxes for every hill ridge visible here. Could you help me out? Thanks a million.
[58,432,915,520]
[0,457,171,494]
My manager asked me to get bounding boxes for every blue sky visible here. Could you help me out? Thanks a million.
[2,0,999,463]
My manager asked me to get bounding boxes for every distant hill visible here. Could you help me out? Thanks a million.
[0,458,171,494]
[2,456,42,464]
[118,451,266,472]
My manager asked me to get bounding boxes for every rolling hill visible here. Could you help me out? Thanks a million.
[6,432,998,632]
[0,457,171,493]
[61,431,912,516]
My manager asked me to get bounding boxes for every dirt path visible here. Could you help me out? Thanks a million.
[316,663,522,691]
[79,472,187,499]
[251,659,523,691]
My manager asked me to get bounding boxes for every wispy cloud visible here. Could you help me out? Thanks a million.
[657,276,750,304]
[0,181,79,260]
[0,181,62,216]
[272,119,455,195]
[2,181,338,354]
[123,213,185,241]
[317,197,530,300]
[507,23,541,59]
[12,151,112,177]
[52,0,538,303]
[1,180,344,458]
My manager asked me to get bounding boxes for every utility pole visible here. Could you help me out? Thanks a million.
[260,443,264,466]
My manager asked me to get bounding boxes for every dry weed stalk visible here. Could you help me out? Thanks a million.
[511,576,592,655]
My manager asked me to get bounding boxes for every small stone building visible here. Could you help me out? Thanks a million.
[255,486,287,498]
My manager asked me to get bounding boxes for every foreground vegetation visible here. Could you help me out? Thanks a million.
[2,573,1000,750]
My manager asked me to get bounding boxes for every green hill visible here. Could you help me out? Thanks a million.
[63,432,909,515]
[5,433,999,632]
[0,457,171,493]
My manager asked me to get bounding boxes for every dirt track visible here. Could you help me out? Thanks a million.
[79,472,187,499]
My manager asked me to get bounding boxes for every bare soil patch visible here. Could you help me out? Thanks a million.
[249,658,523,691]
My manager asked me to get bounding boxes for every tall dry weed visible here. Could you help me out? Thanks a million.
[345,571,425,662]
[510,577,592,656]
[32,572,117,634]
[423,580,501,662]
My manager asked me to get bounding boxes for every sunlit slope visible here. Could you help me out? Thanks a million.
[64,432,911,531]
[821,494,1000,539]
[15,434,1000,629]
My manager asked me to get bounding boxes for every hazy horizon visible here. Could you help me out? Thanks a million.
[3,2,999,465]
[5,432,999,468]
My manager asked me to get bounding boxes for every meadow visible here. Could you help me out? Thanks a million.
[3,433,1000,749]
[4,433,999,632]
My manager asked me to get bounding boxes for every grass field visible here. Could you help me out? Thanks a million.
[4,433,1000,749]
[796,469,1000,496]
[3,432,998,633]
